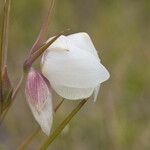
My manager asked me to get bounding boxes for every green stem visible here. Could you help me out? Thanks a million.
[39,99,88,150]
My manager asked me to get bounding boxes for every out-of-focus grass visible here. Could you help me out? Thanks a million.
[0,0,150,150]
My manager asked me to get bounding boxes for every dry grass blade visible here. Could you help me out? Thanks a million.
[30,0,55,54]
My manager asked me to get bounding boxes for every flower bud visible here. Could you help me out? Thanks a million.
[41,32,110,101]
[25,68,53,136]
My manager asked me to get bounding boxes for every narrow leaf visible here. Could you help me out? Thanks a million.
[30,0,55,54]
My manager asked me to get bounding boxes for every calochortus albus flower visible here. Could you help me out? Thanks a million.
[25,69,53,135]
[41,32,110,101]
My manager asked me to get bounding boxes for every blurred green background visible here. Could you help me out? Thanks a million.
[0,0,150,149]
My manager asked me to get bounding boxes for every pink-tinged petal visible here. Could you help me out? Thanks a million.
[28,96,53,135]
[25,68,53,135]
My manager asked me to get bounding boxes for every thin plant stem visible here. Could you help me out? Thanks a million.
[0,0,11,100]
[2,0,11,65]
[54,98,65,112]
[0,0,11,112]
[12,74,25,99]
[39,99,88,150]
[17,99,65,150]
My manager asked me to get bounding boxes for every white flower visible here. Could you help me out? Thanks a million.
[41,32,110,101]
[25,69,53,135]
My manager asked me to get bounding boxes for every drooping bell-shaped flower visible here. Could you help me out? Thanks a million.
[25,68,53,135]
[41,32,110,101]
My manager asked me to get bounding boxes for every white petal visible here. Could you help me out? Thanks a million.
[67,32,100,59]
[42,46,109,88]
[93,84,100,102]
[52,83,94,100]
[48,35,68,50]
[41,33,110,100]
[41,36,68,65]
[28,97,53,136]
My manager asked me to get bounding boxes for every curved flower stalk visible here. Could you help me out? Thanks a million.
[41,32,110,101]
[25,68,53,136]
